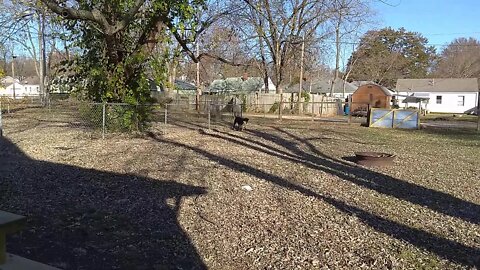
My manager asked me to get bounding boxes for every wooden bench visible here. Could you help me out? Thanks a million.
[0,210,59,270]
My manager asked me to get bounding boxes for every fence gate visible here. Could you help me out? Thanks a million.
[369,108,419,129]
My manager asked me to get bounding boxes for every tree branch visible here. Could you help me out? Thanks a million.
[112,0,146,34]
[198,53,249,67]
[39,0,146,35]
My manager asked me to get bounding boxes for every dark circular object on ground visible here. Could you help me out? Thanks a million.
[354,152,396,167]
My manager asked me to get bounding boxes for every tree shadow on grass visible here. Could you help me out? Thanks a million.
[147,128,480,268]
[0,137,207,270]
[170,121,480,224]
[247,127,480,225]
[169,120,480,225]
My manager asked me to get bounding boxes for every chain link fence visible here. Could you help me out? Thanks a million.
[1,97,375,139]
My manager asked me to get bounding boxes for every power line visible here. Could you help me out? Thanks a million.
[323,39,480,47]
[420,32,480,36]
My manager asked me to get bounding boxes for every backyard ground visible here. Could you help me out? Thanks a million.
[1,107,479,269]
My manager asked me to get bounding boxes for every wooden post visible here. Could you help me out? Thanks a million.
[418,100,422,117]
[279,93,283,120]
[392,109,395,128]
[417,109,421,130]
[311,102,315,122]
[348,95,352,124]
[367,104,371,126]
[320,96,324,117]
[368,107,374,127]
[0,211,26,265]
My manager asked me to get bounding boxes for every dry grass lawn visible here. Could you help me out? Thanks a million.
[1,107,479,270]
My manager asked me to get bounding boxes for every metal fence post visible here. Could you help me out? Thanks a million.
[164,104,168,135]
[208,101,211,130]
[102,103,106,139]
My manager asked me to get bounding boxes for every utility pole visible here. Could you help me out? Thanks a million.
[38,8,47,105]
[297,33,305,114]
[11,55,16,100]
[195,40,200,111]
[330,13,342,97]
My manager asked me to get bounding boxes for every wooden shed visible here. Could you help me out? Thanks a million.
[351,83,393,112]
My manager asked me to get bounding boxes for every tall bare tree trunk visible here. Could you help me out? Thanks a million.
[330,16,341,97]
[297,34,305,113]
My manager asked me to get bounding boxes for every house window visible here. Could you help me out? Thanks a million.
[457,95,465,106]
[436,95,442,104]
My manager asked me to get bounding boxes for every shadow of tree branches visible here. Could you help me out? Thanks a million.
[149,125,480,268]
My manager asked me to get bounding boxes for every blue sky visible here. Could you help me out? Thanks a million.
[335,0,480,68]
[373,0,480,49]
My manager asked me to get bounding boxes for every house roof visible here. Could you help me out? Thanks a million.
[149,79,197,92]
[1,76,20,86]
[356,83,394,96]
[351,80,376,87]
[174,80,197,91]
[207,77,264,93]
[285,78,357,94]
[21,76,40,85]
[396,78,479,93]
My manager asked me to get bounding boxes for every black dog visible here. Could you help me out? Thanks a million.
[233,116,249,131]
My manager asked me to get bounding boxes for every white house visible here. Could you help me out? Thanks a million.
[395,78,479,113]
[261,77,277,93]
[1,83,40,99]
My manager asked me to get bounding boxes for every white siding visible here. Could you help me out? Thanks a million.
[397,91,478,113]
[0,83,40,99]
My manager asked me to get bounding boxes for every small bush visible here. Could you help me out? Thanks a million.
[106,104,152,132]
[241,94,248,112]
[301,91,311,103]
[269,102,279,113]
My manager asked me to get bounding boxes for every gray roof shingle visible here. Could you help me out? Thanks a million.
[285,78,357,94]
[396,78,479,93]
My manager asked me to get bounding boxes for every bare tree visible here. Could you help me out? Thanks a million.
[328,0,372,97]
[433,37,480,78]
[0,1,62,100]
[234,0,332,95]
